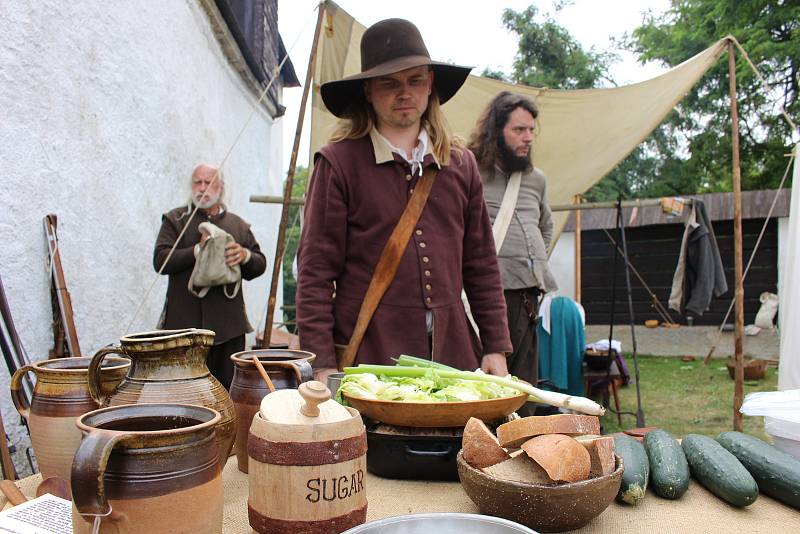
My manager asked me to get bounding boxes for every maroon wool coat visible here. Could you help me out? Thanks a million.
[296,132,512,370]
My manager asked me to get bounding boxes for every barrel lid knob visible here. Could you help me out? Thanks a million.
[299,381,330,417]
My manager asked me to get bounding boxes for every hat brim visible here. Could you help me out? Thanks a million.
[321,56,473,118]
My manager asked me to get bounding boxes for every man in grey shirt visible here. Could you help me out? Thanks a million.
[468,92,558,414]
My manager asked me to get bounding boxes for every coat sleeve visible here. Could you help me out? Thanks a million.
[239,226,267,281]
[295,155,349,368]
[461,151,513,356]
[539,175,554,250]
[153,213,196,275]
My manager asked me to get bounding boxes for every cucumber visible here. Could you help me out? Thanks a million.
[717,431,800,510]
[613,434,649,504]
[644,429,689,499]
[682,434,758,507]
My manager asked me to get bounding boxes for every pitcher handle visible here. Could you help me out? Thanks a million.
[10,365,36,421]
[88,346,125,405]
[289,360,314,385]
[71,428,125,518]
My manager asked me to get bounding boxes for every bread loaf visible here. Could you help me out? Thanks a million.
[575,435,616,476]
[521,434,591,483]
[497,414,601,448]
[462,417,510,469]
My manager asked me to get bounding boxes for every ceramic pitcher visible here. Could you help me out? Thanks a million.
[87,329,236,467]
[229,349,315,473]
[71,403,222,534]
[10,356,130,482]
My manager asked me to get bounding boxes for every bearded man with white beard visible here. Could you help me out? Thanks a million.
[153,163,267,388]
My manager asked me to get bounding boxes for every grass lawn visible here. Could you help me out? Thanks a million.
[594,355,778,441]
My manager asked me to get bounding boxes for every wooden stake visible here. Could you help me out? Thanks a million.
[260,4,326,348]
[728,40,745,431]
[574,194,582,303]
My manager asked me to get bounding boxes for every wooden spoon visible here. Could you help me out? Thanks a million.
[36,476,71,500]
[0,479,28,506]
[252,355,276,393]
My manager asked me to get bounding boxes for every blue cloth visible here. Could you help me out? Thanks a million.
[538,297,585,396]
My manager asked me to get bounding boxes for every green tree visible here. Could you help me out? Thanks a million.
[281,166,308,327]
[625,0,800,194]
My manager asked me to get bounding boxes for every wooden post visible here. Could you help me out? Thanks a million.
[260,4,326,348]
[728,40,745,431]
[574,194,582,303]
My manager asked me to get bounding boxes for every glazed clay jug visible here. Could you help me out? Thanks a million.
[71,403,222,534]
[248,381,367,533]
[229,349,315,473]
[87,329,236,467]
[10,356,130,482]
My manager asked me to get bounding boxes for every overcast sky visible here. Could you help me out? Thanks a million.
[276,0,673,167]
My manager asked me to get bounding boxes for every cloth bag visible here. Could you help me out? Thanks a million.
[188,221,241,299]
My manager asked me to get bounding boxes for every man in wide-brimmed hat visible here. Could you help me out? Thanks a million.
[296,18,512,381]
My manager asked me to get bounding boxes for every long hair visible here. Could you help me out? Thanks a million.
[330,87,462,166]
[467,91,539,173]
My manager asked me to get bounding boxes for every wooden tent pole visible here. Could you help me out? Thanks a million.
[728,39,745,431]
[574,194,582,303]
[260,3,326,348]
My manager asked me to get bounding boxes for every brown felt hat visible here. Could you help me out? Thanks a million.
[321,18,473,117]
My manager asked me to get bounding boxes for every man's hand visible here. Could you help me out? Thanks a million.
[314,367,339,383]
[225,241,247,266]
[480,352,509,376]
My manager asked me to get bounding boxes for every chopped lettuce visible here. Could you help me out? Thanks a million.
[337,368,520,403]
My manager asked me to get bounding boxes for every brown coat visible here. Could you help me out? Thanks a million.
[296,134,512,369]
[153,206,267,344]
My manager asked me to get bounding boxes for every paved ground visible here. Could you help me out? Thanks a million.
[584,325,780,360]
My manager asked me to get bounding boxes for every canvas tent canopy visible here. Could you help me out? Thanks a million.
[309,0,727,237]
[303,0,799,390]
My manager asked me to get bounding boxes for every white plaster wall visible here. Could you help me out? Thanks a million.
[0,0,285,472]
[550,231,576,300]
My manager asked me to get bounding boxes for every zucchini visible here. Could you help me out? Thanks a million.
[613,434,649,504]
[682,434,758,507]
[717,431,800,510]
[644,429,689,499]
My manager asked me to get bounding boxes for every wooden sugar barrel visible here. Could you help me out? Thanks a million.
[248,381,367,533]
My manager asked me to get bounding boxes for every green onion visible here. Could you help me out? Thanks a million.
[395,354,458,371]
[344,364,605,416]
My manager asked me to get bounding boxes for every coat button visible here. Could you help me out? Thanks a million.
[424,270,431,277]
[415,229,422,236]
[405,174,413,181]
[425,284,432,291]
[419,242,426,248]
[425,297,432,304]
[422,256,429,263]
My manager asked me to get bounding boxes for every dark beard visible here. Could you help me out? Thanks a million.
[498,141,532,173]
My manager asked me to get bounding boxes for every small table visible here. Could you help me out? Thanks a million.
[583,361,623,425]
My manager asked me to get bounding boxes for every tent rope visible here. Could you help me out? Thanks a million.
[703,151,795,363]
[123,4,321,335]
[728,36,798,135]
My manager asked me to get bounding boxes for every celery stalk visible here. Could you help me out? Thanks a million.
[344,364,605,416]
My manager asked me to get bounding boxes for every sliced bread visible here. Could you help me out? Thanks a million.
[462,417,511,469]
[496,414,601,448]
[521,433,591,483]
[482,450,555,485]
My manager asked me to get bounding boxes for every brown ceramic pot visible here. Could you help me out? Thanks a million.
[457,451,623,532]
[10,356,130,482]
[71,403,222,534]
[87,329,236,468]
[229,349,315,473]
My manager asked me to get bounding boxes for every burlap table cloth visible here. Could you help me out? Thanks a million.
[6,457,798,532]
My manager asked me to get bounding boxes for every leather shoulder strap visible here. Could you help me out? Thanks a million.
[337,167,438,370]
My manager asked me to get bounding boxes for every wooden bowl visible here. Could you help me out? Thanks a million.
[644,319,659,328]
[342,392,528,428]
[457,451,623,532]
[726,358,767,380]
